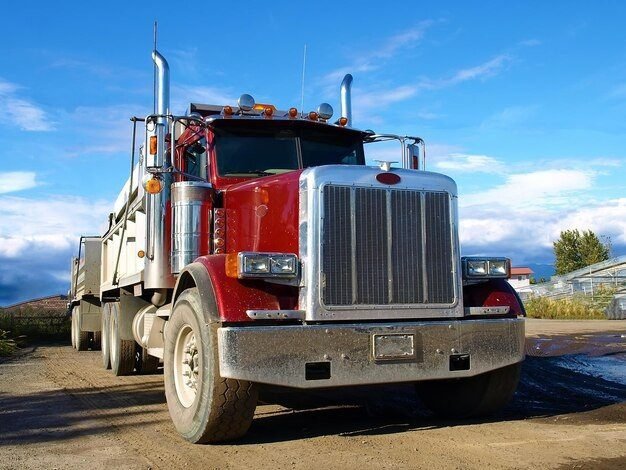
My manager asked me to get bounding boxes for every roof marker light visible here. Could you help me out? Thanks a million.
[308,111,318,121]
[338,116,348,126]
[223,105,233,116]
[288,107,298,118]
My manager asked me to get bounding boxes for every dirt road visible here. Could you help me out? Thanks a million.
[1,319,625,469]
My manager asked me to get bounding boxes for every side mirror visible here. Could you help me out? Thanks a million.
[407,143,420,170]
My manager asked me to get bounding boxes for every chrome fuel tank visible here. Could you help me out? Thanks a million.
[171,181,213,274]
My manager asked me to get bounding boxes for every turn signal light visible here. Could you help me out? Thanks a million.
[338,116,348,126]
[144,176,163,194]
[149,135,157,155]
[225,253,239,278]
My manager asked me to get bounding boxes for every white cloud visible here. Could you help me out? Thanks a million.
[447,55,511,85]
[480,105,538,129]
[0,172,38,194]
[436,153,504,173]
[171,84,235,114]
[0,78,54,131]
[0,195,111,258]
[462,169,595,209]
[323,22,431,84]
[459,198,626,263]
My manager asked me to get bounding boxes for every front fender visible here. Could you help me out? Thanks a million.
[173,255,298,323]
[463,278,526,317]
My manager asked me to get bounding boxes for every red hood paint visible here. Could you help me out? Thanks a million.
[223,169,303,255]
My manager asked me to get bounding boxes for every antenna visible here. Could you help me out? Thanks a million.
[300,44,307,117]
[153,21,158,114]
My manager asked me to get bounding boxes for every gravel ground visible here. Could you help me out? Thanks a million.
[0,319,624,470]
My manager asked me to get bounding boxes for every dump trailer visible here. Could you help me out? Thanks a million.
[68,49,526,443]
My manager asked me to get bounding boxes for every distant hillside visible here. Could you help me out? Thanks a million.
[1,294,68,315]
[527,263,555,281]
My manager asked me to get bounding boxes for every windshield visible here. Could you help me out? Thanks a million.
[214,123,364,177]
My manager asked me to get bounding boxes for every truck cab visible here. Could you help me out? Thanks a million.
[68,50,525,444]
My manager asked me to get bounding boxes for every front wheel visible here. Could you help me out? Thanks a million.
[164,288,258,443]
[415,362,521,419]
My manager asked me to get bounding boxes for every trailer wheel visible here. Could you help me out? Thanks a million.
[101,304,111,369]
[74,306,89,351]
[415,362,521,419]
[71,307,77,349]
[109,302,136,376]
[137,345,160,374]
[164,288,258,443]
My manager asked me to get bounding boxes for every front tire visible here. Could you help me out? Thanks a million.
[109,302,136,376]
[415,362,521,419]
[164,288,258,443]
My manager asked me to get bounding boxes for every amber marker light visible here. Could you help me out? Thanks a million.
[144,176,163,194]
[223,105,233,116]
[264,106,274,117]
[288,107,298,118]
[225,253,239,278]
[308,111,318,121]
[149,135,158,155]
[338,117,348,126]
[137,250,145,258]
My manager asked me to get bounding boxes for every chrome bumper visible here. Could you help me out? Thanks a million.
[218,317,525,388]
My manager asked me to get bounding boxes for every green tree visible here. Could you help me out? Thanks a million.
[553,229,609,275]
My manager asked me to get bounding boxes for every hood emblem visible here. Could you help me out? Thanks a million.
[376,173,401,185]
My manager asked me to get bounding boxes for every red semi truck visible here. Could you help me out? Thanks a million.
[68,49,525,443]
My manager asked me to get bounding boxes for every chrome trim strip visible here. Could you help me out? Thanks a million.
[246,310,305,320]
[386,189,394,303]
[465,306,510,315]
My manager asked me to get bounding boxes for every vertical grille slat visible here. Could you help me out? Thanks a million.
[321,185,455,307]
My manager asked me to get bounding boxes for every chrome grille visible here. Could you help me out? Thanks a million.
[321,185,455,307]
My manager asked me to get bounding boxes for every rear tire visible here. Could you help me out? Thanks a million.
[109,302,136,376]
[101,304,111,369]
[71,307,77,349]
[164,288,258,443]
[415,363,521,419]
[74,306,89,351]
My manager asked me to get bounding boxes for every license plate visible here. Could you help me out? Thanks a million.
[372,333,416,361]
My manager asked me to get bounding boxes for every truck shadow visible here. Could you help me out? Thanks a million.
[0,381,167,446]
[243,354,626,444]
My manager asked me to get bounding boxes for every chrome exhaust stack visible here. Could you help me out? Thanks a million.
[144,50,174,291]
[340,74,353,127]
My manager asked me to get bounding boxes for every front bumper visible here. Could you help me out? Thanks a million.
[218,317,525,388]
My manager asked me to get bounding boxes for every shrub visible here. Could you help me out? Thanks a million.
[523,289,614,320]
[0,330,17,357]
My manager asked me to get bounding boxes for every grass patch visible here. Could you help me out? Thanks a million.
[0,329,17,357]
[524,287,615,320]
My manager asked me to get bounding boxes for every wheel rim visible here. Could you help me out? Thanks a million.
[173,324,199,408]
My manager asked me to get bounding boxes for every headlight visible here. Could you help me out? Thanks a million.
[226,252,299,279]
[462,257,510,279]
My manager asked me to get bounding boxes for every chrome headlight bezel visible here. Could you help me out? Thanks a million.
[462,257,510,279]
[238,252,299,279]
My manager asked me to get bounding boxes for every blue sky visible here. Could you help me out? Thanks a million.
[1,1,625,304]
